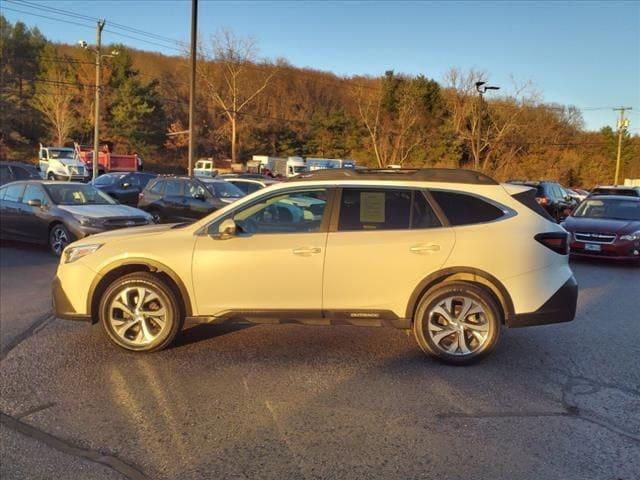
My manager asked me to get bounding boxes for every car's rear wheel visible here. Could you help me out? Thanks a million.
[49,223,72,256]
[413,282,501,365]
[99,272,182,352]
[148,208,162,224]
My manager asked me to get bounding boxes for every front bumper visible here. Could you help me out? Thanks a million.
[508,276,578,327]
[52,172,89,182]
[570,240,640,261]
[52,276,92,321]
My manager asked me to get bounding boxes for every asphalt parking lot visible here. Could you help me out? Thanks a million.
[0,242,638,480]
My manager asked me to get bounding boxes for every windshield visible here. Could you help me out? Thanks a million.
[292,165,307,173]
[203,181,244,198]
[45,184,116,205]
[48,149,75,160]
[94,173,127,186]
[572,198,640,221]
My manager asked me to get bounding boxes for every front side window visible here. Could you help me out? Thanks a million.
[186,181,208,199]
[430,190,504,226]
[12,166,40,180]
[338,188,439,231]
[232,188,328,234]
[22,185,48,205]
[0,165,10,184]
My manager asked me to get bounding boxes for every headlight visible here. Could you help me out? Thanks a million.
[64,243,102,263]
[77,216,105,228]
[620,231,640,241]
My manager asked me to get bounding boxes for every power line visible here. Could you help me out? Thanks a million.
[1,6,97,30]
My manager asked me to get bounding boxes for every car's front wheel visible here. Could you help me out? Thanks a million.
[49,223,72,256]
[99,272,182,352]
[413,282,501,365]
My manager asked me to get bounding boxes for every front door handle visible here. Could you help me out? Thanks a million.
[410,243,440,254]
[292,246,322,256]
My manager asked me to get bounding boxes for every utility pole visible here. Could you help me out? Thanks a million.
[93,19,105,181]
[613,107,632,185]
[188,0,198,176]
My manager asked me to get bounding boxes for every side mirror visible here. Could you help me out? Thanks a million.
[121,182,131,189]
[217,218,236,239]
[27,199,42,207]
[194,192,206,201]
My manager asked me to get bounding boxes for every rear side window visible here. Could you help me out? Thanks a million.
[11,166,38,180]
[511,188,554,221]
[338,188,440,231]
[430,190,504,226]
[0,165,11,184]
[4,183,25,202]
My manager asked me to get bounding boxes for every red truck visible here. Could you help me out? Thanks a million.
[74,143,141,175]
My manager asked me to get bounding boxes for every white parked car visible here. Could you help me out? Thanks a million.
[53,168,577,364]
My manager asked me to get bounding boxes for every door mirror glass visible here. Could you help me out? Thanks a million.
[27,198,42,207]
[121,182,131,189]
[217,218,237,239]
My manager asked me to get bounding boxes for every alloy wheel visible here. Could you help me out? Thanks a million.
[426,296,490,356]
[50,226,69,255]
[108,286,168,347]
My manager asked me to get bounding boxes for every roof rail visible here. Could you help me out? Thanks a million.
[290,168,499,185]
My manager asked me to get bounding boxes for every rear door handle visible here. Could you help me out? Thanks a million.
[410,243,440,254]
[292,247,322,256]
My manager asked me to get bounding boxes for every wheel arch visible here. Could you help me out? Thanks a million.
[405,267,515,324]
[88,259,193,323]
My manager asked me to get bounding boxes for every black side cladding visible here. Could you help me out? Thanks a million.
[511,188,555,221]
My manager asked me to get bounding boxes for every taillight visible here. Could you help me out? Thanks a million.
[536,196,550,206]
[535,232,569,255]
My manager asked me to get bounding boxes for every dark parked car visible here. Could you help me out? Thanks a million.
[0,181,154,255]
[138,176,245,223]
[508,180,576,222]
[0,161,41,186]
[588,186,640,198]
[562,196,640,261]
[91,171,157,206]
[223,176,279,195]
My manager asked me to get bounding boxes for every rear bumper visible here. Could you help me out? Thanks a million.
[52,275,92,322]
[507,276,578,327]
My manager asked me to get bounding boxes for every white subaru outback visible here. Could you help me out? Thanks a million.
[53,168,577,364]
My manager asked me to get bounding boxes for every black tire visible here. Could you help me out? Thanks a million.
[47,172,56,181]
[148,208,162,224]
[413,281,501,365]
[99,272,182,352]
[49,223,72,256]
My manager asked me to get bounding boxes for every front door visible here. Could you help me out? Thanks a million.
[18,184,50,241]
[192,187,333,317]
[322,187,455,319]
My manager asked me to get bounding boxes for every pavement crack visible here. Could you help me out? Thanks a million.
[16,402,57,420]
[0,313,55,361]
[0,411,150,480]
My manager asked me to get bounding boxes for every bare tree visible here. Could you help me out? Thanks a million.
[32,54,77,145]
[445,68,535,173]
[354,75,424,167]
[199,29,276,163]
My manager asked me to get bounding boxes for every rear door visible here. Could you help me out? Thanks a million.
[162,180,186,221]
[1,183,26,238]
[322,187,455,319]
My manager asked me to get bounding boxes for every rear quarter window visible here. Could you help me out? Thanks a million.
[430,190,505,226]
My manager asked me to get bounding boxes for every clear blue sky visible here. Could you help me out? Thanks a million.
[3,0,639,131]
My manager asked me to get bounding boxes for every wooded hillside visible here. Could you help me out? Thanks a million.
[2,17,638,186]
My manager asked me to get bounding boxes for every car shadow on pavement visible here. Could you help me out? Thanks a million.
[0,241,56,268]
[171,322,255,349]
[570,256,639,269]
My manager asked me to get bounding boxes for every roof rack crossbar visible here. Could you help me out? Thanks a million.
[290,168,499,185]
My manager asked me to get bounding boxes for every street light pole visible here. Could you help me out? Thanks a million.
[613,106,632,185]
[93,19,105,181]
[188,0,198,176]
[474,81,500,171]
